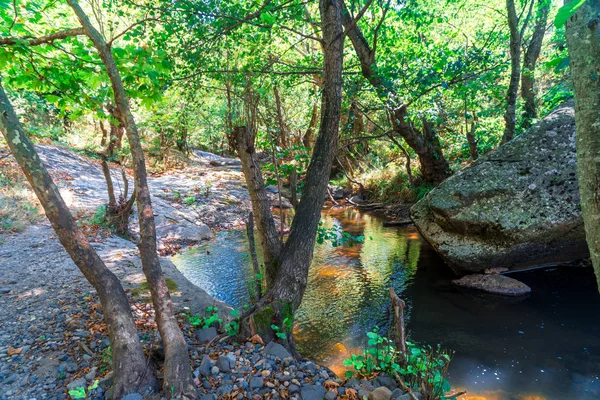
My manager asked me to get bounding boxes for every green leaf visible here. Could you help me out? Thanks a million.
[68,387,87,399]
[555,0,586,28]
[230,309,240,317]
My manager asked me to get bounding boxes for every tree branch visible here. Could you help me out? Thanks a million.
[0,27,85,46]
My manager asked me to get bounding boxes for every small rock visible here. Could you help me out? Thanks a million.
[211,365,219,375]
[301,384,327,400]
[288,384,300,394]
[249,377,264,389]
[452,274,531,296]
[196,327,218,343]
[325,391,338,400]
[67,378,87,391]
[369,387,393,400]
[264,341,292,360]
[0,288,11,294]
[217,354,236,373]
[65,362,79,373]
[199,355,212,377]
[123,394,143,400]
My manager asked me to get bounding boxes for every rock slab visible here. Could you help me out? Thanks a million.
[411,102,588,273]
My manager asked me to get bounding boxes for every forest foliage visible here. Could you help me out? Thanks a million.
[0,0,569,200]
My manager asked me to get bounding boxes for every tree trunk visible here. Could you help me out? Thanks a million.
[243,0,345,347]
[274,86,288,149]
[0,84,155,398]
[502,0,522,144]
[230,125,282,287]
[340,0,450,184]
[303,101,319,148]
[466,122,478,160]
[521,0,550,128]
[565,0,600,290]
[66,1,196,397]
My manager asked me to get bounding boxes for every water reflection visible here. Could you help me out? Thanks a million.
[171,207,600,400]
[294,207,422,361]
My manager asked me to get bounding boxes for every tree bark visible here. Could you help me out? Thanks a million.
[466,122,478,160]
[502,0,522,143]
[521,0,550,128]
[0,84,155,398]
[565,0,600,290]
[66,1,196,396]
[303,86,320,148]
[246,212,263,303]
[230,125,282,287]
[340,0,450,184]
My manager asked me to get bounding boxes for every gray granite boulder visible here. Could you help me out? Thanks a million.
[412,102,588,273]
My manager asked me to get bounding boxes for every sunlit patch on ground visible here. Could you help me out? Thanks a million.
[17,288,47,299]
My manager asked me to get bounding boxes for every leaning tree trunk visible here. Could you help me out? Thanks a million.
[242,0,345,349]
[230,125,282,287]
[565,0,600,289]
[340,0,450,184]
[0,84,155,398]
[66,1,196,397]
[521,0,549,128]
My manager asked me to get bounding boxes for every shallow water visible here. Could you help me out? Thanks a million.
[171,207,600,400]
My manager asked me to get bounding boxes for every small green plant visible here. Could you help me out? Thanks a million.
[173,190,181,201]
[224,309,240,336]
[270,324,287,340]
[69,380,100,399]
[189,306,222,329]
[204,182,213,197]
[343,328,396,378]
[98,346,112,375]
[344,330,453,399]
[89,205,107,227]
[183,195,196,205]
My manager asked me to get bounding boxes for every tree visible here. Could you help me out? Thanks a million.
[65,0,196,396]
[0,83,156,398]
[564,0,600,289]
[521,0,551,128]
[502,0,535,143]
[340,0,452,184]
[225,0,345,351]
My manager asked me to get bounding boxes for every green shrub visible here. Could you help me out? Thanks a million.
[344,329,453,399]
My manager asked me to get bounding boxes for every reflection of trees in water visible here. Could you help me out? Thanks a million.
[296,209,423,360]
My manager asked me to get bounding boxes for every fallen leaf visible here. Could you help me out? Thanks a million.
[7,346,22,356]
[249,334,264,345]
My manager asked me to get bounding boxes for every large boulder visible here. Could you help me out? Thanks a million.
[411,102,588,273]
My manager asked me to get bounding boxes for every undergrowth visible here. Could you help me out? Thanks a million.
[344,329,453,399]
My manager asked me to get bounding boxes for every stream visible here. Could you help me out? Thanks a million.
[171,207,600,400]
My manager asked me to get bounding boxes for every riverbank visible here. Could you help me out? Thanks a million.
[0,144,247,399]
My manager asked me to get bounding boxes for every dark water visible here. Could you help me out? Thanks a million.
[171,207,600,400]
